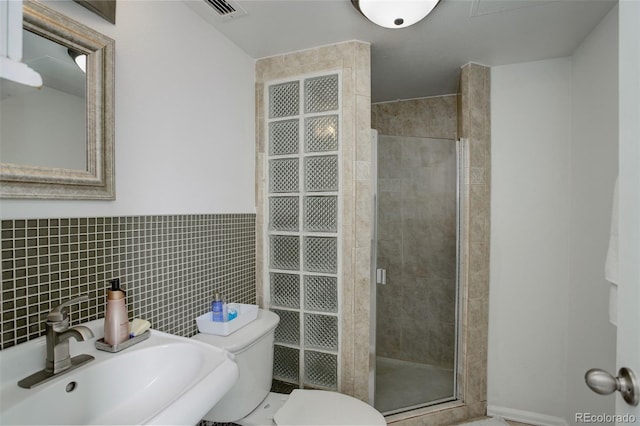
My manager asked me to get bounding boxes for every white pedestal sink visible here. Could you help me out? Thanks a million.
[0,319,238,425]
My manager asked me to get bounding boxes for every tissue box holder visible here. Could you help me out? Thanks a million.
[196,304,258,336]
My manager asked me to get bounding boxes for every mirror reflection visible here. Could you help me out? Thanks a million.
[0,29,87,171]
[0,0,114,200]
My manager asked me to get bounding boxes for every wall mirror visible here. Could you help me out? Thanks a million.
[0,0,115,200]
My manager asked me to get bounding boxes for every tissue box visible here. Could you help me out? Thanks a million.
[195,304,258,336]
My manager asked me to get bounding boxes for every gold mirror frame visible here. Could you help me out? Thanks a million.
[1,0,115,200]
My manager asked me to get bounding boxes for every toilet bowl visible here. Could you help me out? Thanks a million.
[192,309,385,426]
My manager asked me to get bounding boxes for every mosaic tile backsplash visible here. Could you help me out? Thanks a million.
[1,214,256,350]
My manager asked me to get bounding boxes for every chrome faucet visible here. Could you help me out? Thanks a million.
[18,295,95,389]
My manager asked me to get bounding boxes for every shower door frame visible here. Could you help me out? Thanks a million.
[368,134,468,415]
[368,129,379,405]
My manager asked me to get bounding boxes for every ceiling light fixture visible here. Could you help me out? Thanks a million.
[67,49,87,73]
[351,0,440,29]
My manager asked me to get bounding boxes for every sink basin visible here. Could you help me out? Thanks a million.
[0,319,238,425]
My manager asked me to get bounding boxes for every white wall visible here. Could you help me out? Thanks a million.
[566,5,618,422]
[489,57,572,423]
[0,0,255,218]
[489,5,618,424]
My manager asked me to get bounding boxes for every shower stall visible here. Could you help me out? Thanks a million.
[371,131,464,414]
[257,49,489,420]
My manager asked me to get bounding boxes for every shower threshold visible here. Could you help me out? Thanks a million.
[375,356,455,415]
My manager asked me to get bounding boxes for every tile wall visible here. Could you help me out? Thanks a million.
[375,135,457,368]
[371,95,458,139]
[0,214,256,349]
[456,63,491,416]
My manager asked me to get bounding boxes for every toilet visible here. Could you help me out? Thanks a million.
[192,309,386,426]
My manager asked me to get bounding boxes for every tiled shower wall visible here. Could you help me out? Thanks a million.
[372,95,458,139]
[455,63,491,418]
[376,135,457,369]
[372,96,459,370]
[0,214,256,350]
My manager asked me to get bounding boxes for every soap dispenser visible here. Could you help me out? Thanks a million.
[104,278,129,345]
[211,292,225,322]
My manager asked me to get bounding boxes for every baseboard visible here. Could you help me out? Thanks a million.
[487,405,569,426]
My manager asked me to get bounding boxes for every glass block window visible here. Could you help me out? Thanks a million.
[274,345,300,382]
[271,273,300,309]
[270,81,300,118]
[270,119,300,156]
[304,275,338,313]
[270,158,299,193]
[273,309,300,345]
[305,313,338,351]
[305,155,338,192]
[266,72,341,391]
[304,237,337,273]
[304,196,337,232]
[305,115,339,153]
[270,197,299,232]
[304,351,338,389]
[270,236,299,271]
[305,74,339,113]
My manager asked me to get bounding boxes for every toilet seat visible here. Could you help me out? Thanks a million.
[273,390,386,426]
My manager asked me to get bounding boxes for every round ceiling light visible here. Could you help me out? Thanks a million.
[67,49,87,73]
[351,0,440,29]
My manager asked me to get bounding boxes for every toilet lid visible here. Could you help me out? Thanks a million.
[274,390,386,426]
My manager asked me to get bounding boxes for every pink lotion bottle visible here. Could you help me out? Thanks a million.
[104,278,129,345]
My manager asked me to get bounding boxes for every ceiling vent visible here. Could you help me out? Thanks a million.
[204,0,247,20]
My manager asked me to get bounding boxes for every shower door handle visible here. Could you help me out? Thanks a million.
[376,268,386,285]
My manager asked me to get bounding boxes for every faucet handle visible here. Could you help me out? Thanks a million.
[47,295,89,322]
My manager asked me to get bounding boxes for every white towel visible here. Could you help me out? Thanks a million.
[605,178,618,326]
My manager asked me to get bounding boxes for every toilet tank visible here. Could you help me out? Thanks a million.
[192,309,280,423]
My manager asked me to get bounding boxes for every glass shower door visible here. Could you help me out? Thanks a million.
[372,134,461,415]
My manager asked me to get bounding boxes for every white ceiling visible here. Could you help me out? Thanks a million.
[23,29,85,98]
[185,0,616,103]
[1,30,85,102]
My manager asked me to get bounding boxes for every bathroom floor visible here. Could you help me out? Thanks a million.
[374,356,455,414]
